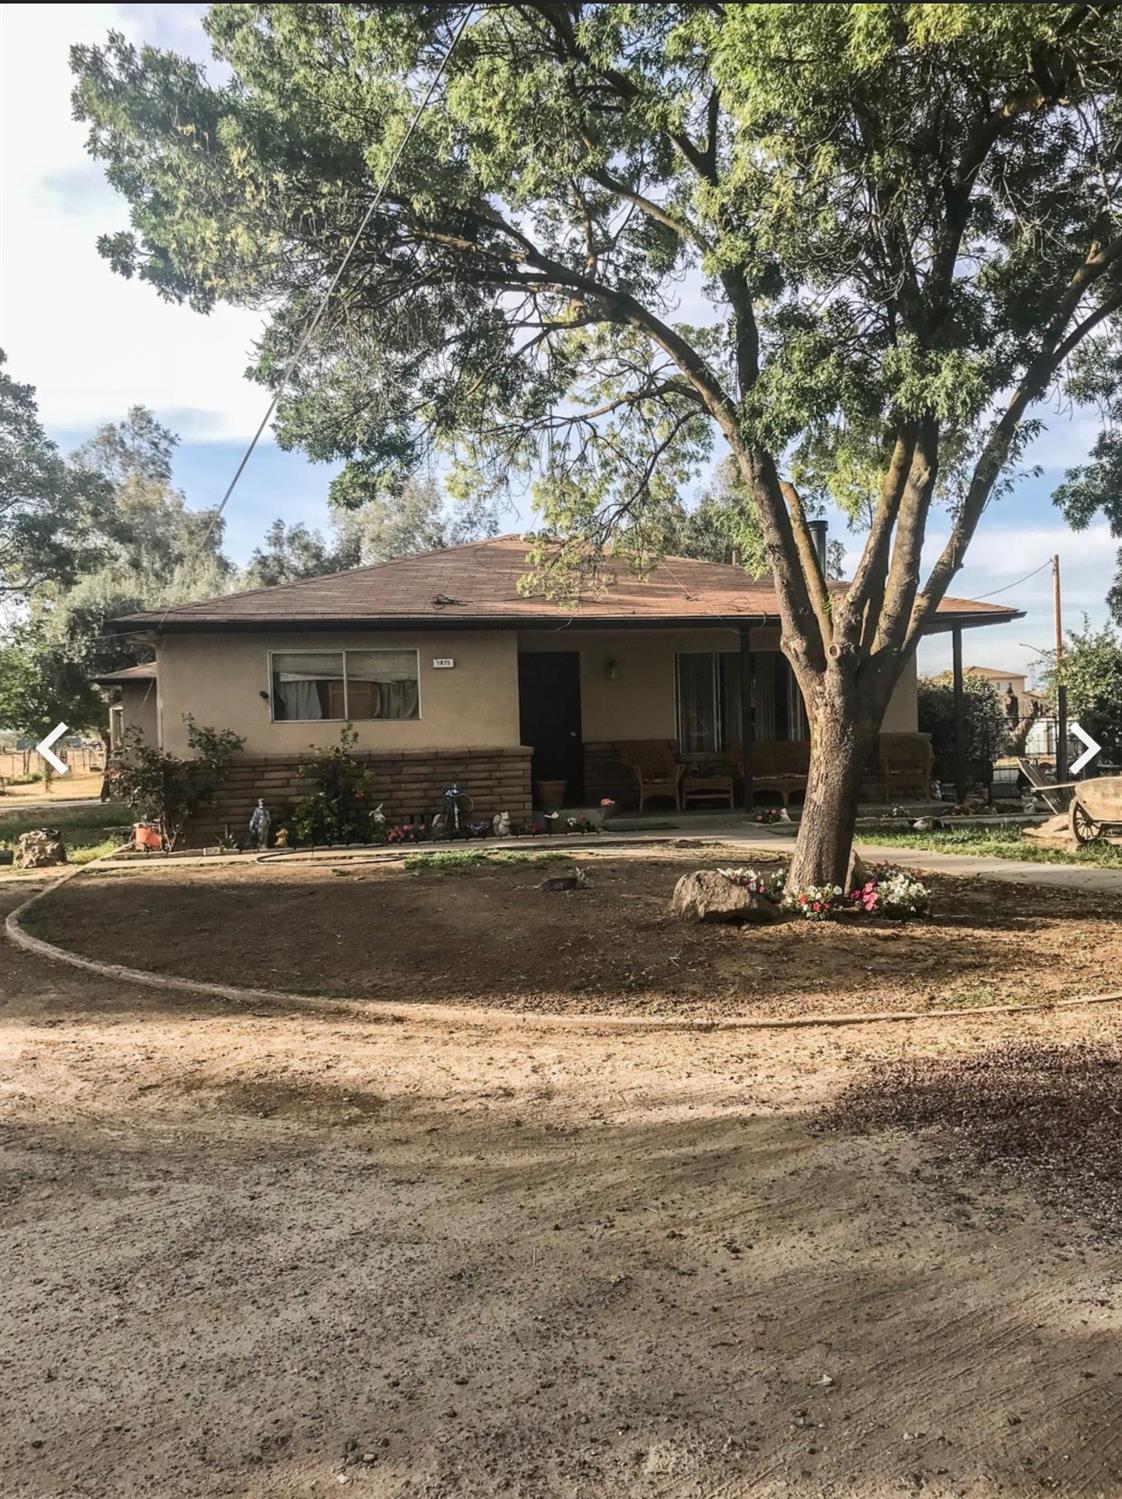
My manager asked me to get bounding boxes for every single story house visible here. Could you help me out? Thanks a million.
[108,535,1020,843]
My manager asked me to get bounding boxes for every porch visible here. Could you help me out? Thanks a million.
[515,625,928,813]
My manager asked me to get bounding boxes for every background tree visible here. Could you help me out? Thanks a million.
[243,476,502,586]
[0,351,111,598]
[1052,344,1122,624]
[331,474,501,566]
[917,673,1010,792]
[1043,620,1122,761]
[72,4,1122,886]
[241,519,344,589]
[3,407,232,734]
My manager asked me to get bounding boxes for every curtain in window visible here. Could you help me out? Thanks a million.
[752,654,777,741]
[718,653,742,749]
[676,654,719,754]
[272,652,344,721]
[346,651,419,721]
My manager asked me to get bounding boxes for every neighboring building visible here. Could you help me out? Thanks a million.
[110,535,1020,841]
[966,664,1055,758]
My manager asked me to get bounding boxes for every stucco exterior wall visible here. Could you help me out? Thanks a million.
[518,627,782,740]
[153,625,920,754]
[120,681,159,748]
[883,653,919,733]
[154,630,521,756]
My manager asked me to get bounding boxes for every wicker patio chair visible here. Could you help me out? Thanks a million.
[617,740,684,812]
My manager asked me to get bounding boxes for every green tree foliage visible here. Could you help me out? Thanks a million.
[243,477,502,587]
[114,717,244,849]
[242,519,343,589]
[1043,620,1122,759]
[331,474,500,565]
[0,351,112,598]
[918,672,1010,788]
[1052,340,1122,624]
[8,408,233,733]
[70,6,1122,885]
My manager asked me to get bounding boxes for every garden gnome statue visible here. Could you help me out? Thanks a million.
[248,798,271,849]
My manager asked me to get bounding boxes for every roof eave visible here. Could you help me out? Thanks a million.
[114,612,780,633]
[115,606,1021,635]
[919,608,1025,635]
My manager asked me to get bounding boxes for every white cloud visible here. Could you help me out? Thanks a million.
[914,522,1116,681]
[0,4,269,440]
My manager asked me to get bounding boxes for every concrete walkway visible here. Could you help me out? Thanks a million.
[850,840,1122,896]
[711,826,1122,897]
[603,812,1122,896]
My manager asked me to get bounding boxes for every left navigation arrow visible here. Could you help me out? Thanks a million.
[35,722,70,776]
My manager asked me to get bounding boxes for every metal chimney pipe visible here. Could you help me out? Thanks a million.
[806,519,828,574]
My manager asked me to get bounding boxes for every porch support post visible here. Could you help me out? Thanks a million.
[739,624,754,812]
[951,625,967,803]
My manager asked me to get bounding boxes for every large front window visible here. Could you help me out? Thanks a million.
[270,649,420,722]
[675,651,805,752]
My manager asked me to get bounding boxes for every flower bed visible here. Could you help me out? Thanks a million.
[720,862,931,921]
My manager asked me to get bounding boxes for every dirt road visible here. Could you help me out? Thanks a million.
[2,883,1122,1498]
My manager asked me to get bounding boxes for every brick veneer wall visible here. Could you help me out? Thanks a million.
[584,741,642,808]
[184,746,533,846]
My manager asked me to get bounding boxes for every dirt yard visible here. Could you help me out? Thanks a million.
[24,842,1122,1018]
[6,864,1122,1498]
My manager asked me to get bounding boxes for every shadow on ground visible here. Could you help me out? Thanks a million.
[3,1096,1121,1499]
[16,852,1122,1019]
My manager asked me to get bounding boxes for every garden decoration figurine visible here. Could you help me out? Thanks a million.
[248,798,272,849]
[441,781,473,839]
[371,802,386,836]
[492,810,511,837]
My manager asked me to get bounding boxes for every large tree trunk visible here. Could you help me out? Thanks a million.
[786,681,881,892]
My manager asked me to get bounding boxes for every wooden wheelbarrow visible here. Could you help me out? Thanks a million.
[1068,775,1122,844]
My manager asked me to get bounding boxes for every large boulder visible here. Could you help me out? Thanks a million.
[15,828,67,869]
[671,869,783,924]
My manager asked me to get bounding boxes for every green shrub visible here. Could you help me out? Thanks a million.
[291,725,382,846]
[917,673,1009,786]
[114,717,244,850]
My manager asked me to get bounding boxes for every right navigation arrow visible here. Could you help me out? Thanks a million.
[1070,722,1102,776]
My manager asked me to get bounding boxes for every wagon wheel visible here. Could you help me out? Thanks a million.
[1069,797,1102,845]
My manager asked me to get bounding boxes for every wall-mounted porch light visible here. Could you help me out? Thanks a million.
[604,658,620,681]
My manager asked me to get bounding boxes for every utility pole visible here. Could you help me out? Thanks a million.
[1053,554,1068,783]
[951,625,967,803]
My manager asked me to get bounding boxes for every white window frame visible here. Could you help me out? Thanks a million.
[266,648,422,723]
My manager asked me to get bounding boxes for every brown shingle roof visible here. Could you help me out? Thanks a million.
[92,662,158,684]
[114,535,1021,635]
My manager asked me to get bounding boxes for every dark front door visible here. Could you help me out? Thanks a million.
[518,651,584,803]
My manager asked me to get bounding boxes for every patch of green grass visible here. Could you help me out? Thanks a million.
[0,802,131,874]
[402,848,572,874]
[856,821,1122,869]
[937,982,1008,1011]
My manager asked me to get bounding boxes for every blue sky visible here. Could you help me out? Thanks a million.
[2,2,1115,687]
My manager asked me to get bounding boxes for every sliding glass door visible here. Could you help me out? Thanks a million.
[675,651,805,752]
